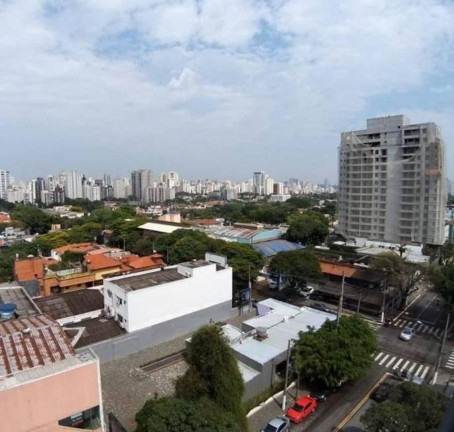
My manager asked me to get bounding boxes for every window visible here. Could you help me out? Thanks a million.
[59,406,101,430]
[117,314,123,323]
[107,290,112,298]
[116,295,123,305]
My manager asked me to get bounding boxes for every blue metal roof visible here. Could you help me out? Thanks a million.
[253,240,305,257]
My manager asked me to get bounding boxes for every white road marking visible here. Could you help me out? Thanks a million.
[433,329,441,337]
[393,358,403,370]
[420,366,430,379]
[408,362,417,374]
[379,354,390,366]
[395,319,403,326]
[401,360,410,371]
[421,325,429,333]
[375,352,384,361]
[414,323,423,332]
[415,364,424,377]
[386,356,397,368]
[446,364,454,369]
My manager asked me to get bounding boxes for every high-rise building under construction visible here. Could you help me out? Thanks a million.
[338,115,446,245]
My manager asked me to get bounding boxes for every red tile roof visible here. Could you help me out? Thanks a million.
[54,242,99,255]
[319,260,357,278]
[85,254,121,271]
[119,254,165,271]
[0,212,11,223]
[15,257,58,281]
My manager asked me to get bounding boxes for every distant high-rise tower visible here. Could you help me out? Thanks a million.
[0,170,10,200]
[62,171,83,199]
[131,169,152,202]
[338,115,446,246]
[253,171,266,196]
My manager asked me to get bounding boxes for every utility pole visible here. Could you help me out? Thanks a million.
[337,272,345,331]
[381,289,387,324]
[357,292,362,314]
[432,312,451,385]
[282,339,293,410]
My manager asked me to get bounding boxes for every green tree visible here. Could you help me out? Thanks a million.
[429,262,454,311]
[34,231,70,255]
[285,211,329,245]
[286,196,315,209]
[135,397,241,432]
[11,205,54,234]
[214,241,264,286]
[175,325,247,431]
[361,381,450,432]
[0,242,40,282]
[269,250,321,293]
[370,252,424,309]
[67,222,103,243]
[293,315,377,390]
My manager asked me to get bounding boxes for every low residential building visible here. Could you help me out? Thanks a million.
[15,249,165,297]
[104,253,233,333]
[0,314,104,431]
[222,299,336,400]
[33,288,104,325]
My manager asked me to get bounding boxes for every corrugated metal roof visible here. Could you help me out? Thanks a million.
[253,240,304,257]
[0,315,75,377]
[139,222,188,234]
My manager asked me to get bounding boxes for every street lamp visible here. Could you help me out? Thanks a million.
[282,338,296,410]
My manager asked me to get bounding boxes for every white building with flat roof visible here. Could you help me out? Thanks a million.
[103,253,233,333]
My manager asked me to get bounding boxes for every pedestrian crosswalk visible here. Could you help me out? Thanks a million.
[391,318,442,337]
[368,321,383,332]
[374,351,431,381]
[445,351,454,370]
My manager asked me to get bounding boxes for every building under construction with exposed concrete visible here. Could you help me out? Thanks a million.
[338,115,446,246]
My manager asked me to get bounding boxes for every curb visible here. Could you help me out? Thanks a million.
[246,381,296,418]
[333,372,389,432]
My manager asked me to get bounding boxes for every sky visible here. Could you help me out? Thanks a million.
[1,0,453,184]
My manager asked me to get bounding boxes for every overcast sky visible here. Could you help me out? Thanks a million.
[1,0,453,184]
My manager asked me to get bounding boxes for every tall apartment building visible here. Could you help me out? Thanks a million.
[62,170,83,199]
[0,169,10,200]
[253,171,266,195]
[338,115,446,246]
[131,169,152,202]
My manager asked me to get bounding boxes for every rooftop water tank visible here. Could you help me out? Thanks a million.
[0,303,17,319]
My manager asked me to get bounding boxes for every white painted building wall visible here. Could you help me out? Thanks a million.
[104,262,232,333]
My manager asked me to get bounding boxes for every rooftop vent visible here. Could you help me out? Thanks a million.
[255,327,268,341]
[22,327,31,335]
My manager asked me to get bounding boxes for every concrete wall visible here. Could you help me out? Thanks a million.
[0,361,101,432]
[105,264,232,333]
[86,300,235,363]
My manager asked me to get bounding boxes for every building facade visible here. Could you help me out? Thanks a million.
[131,169,152,202]
[338,115,446,245]
[0,169,10,200]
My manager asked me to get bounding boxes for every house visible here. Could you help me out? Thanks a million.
[220,299,336,400]
[0,314,104,431]
[33,288,104,325]
[104,253,233,333]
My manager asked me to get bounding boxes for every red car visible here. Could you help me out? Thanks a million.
[286,395,317,423]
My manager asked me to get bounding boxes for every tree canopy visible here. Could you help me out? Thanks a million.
[269,249,321,293]
[429,262,454,311]
[175,325,246,431]
[361,381,450,432]
[10,205,55,234]
[285,211,329,245]
[135,397,241,432]
[293,315,377,390]
[370,252,424,308]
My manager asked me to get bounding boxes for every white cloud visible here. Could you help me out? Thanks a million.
[0,0,453,181]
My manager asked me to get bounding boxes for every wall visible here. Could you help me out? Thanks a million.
[58,309,103,326]
[87,301,235,363]
[0,361,101,432]
[105,264,232,333]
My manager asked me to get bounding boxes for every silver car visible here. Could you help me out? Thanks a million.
[261,416,290,432]
[399,326,415,341]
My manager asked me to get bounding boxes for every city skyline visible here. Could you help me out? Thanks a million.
[1,1,453,181]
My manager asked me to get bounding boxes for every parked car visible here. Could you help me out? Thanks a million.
[370,382,392,402]
[286,395,317,423]
[399,326,415,341]
[261,416,290,432]
[309,387,329,402]
[298,286,315,299]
